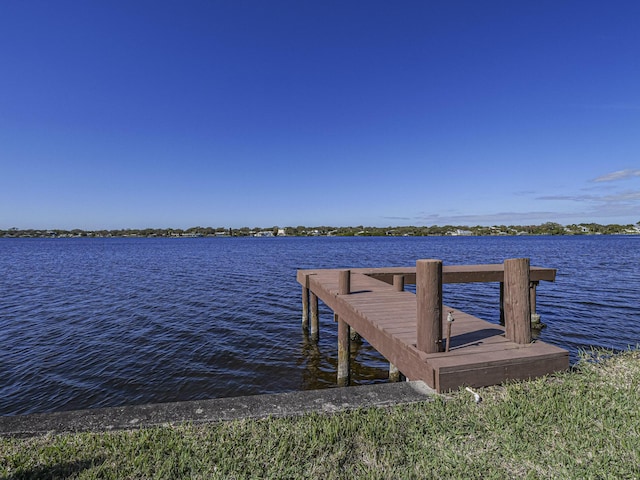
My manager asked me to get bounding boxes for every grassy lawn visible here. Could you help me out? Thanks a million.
[1,349,639,479]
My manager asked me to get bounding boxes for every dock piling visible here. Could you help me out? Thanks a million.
[416,259,443,353]
[337,269,352,385]
[310,292,319,341]
[337,318,350,386]
[393,274,405,292]
[302,279,310,331]
[389,363,404,382]
[503,258,532,344]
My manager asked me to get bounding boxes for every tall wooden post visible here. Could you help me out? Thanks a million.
[337,318,350,386]
[310,292,319,342]
[337,269,351,386]
[393,274,405,292]
[416,259,443,353]
[302,278,309,332]
[503,258,532,344]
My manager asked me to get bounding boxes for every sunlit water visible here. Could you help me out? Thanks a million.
[1,235,639,415]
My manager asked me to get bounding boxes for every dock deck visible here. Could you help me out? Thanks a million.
[297,262,569,393]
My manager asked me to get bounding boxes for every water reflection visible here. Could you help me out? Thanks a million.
[299,323,391,390]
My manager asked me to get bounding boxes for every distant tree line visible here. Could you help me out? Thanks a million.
[2,221,639,238]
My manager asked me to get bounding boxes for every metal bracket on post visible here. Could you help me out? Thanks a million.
[445,311,454,353]
[530,280,541,325]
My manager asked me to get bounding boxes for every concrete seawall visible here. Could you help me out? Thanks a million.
[0,381,436,437]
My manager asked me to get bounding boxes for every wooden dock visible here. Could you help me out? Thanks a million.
[297,259,569,393]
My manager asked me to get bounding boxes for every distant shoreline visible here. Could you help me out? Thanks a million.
[2,222,639,238]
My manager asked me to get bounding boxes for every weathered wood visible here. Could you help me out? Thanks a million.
[337,317,350,386]
[310,292,319,341]
[504,258,531,344]
[339,270,351,295]
[302,284,309,331]
[393,274,405,292]
[416,259,443,353]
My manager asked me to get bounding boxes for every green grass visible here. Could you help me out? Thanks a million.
[2,348,639,479]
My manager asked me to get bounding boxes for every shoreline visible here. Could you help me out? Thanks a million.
[2,349,638,478]
[0,381,436,438]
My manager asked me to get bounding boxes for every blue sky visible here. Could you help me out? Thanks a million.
[1,1,639,229]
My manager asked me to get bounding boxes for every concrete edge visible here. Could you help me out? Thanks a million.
[0,381,437,437]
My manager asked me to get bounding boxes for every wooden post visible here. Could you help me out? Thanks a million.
[337,270,351,386]
[393,274,405,292]
[302,281,309,332]
[416,259,443,353]
[339,269,351,295]
[503,258,532,344]
[389,363,403,382]
[530,281,541,324]
[337,318,350,386]
[310,292,319,342]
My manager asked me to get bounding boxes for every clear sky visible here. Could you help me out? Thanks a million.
[1,1,639,230]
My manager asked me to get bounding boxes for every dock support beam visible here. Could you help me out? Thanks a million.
[302,282,309,331]
[504,258,532,344]
[310,292,319,341]
[416,259,443,353]
[337,269,352,386]
[337,318,350,386]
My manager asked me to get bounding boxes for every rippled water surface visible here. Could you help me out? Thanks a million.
[1,236,639,415]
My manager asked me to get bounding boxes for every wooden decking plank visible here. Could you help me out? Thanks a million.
[427,343,568,370]
[378,322,417,330]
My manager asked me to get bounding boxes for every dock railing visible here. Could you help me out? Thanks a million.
[322,258,543,352]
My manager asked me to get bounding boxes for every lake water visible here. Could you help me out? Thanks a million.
[1,235,639,416]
